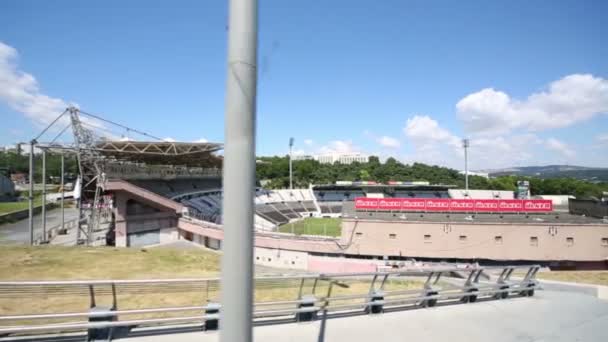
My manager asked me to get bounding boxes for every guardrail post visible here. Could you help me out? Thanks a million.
[494,267,511,299]
[366,290,385,314]
[205,302,221,330]
[518,266,539,297]
[422,272,439,307]
[87,284,117,341]
[460,269,480,303]
[296,295,317,322]
[366,274,388,314]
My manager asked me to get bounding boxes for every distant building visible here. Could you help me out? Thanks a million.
[0,174,16,200]
[459,170,489,179]
[10,173,27,185]
[293,153,369,165]
[291,155,314,161]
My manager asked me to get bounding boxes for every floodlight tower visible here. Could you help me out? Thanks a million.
[463,138,470,193]
[289,137,294,190]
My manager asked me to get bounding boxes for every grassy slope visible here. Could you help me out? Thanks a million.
[0,246,422,320]
[0,245,221,280]
[536,271,608,286]
[278,217,342,237]
[0,197,43,215]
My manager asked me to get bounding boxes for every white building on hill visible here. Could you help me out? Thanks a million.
[293,153,369,164]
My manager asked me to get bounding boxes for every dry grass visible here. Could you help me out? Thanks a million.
[535,271,608,286]
[0,245,221,280]
[0,246,424,325]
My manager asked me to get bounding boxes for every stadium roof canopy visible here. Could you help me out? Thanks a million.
[38,140,224,167]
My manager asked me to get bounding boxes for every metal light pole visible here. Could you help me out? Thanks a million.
[28,140,35,245]
[41,149,47,243]
[60,154,65,232]
[463,138,470,194]
[221,0,257,341]
[289,137,294,190]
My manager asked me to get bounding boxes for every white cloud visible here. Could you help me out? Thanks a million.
[457,74,608,135]
[119,136,133,142]
[194,138,208,143]
[318,140,359,154]
[545,137,574,158]
[303,139,313,146]
[0,41,70,128]
[291,149,306,156]
[403,115,461,149]
[596,134,608,144]
[162,137,176,142]
[376,135,400,148]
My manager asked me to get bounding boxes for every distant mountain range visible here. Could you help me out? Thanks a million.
[480,165,608,182]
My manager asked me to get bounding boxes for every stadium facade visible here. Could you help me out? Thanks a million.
[96,148,608,270]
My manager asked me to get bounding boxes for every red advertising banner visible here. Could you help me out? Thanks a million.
[354,197,379,210]
[401,199,427,211]
[523,200,553,212]
[377,198,403,210]
[473,199,500,212]
[425,199,451,211]
[354,197,553,212]
[449,199,475,211]
[497,199,524,212]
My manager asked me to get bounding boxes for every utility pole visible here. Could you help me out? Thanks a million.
[221,0,258,342]
[61,153,65,232]
[463,138,470,194]
[289,137,294,190]
[28,140,35,245]
[41,149,47,243]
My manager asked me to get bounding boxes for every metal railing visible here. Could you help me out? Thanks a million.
[0,265,540,338]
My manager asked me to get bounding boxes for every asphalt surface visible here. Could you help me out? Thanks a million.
[0,207,78,244]
[122,290,608,342]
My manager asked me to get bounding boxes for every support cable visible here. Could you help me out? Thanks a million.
[77,109,163,141]
[33,109,68,141]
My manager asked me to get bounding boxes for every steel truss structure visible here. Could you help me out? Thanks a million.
[29,107,223,246]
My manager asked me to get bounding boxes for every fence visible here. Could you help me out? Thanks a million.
[33,218,78,245]
[0,265,540,339]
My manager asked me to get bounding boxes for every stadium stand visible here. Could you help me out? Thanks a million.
[448,189,514,199]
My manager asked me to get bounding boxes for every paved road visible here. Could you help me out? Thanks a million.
[123,290,608,342]
[0,207,78,244]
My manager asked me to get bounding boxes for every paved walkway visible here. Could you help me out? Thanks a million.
[123,290,608,342]
[0,208,78,244]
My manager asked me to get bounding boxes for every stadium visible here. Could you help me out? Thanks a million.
[2,2,608,340]
[32,108,608,272]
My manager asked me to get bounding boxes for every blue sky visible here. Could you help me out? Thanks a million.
[1,0,607,169]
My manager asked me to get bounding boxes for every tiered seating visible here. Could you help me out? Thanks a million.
[302,201,318,211]
[256,204,289,225]
[182,188,322,227]
[448,189,514,199]
[394,191,449,198]
[272,202,299,219]
[131,179,222,198]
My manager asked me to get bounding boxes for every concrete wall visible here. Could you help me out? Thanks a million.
[113,190,180,247]
[307,255,377,273]
[340,219,608,262]
[160,227,178,244]
[178,217,608,264]
[254,247,308,270]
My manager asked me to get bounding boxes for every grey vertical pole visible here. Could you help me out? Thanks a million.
[463,139,469,194]
[221,0,257,341]
[289,137,294,190]
[61,154,65,232]
[28,140,35,245]
[41,149,47,242]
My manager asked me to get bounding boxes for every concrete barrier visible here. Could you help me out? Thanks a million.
[535,278,608,300]
[0,203,58,224]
